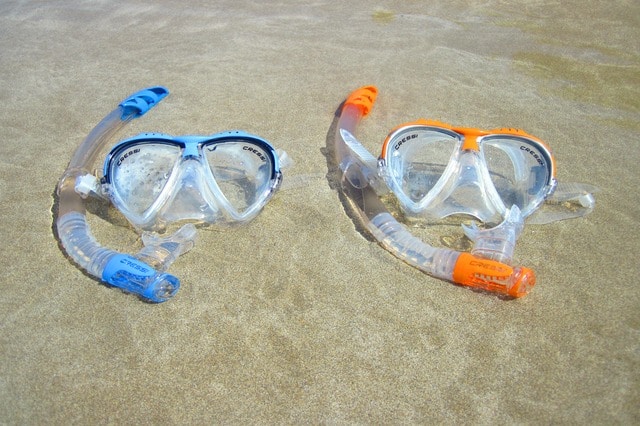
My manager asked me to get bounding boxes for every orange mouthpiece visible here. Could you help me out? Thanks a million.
[452,253,536,298]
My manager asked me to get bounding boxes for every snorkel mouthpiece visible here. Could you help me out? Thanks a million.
[452,253,535,298]
[102,254,179,303]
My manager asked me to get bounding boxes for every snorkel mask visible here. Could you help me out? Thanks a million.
[379,120,556,224]
[102,130,282,231]
[335,86,596,298]
[56,86,284,302]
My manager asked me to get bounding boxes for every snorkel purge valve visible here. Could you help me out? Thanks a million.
[56,86,284,302]
[335,86,538,298]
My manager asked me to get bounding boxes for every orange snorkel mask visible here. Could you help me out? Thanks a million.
[335,86,596,298]
[379,120,557,224]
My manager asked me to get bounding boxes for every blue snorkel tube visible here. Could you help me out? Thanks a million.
[56,87,186,302]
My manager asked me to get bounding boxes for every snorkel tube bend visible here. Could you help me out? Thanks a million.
[335,87,535,298]
[56,87,184,302]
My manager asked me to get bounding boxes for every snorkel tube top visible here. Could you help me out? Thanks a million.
[335,86,535,298]
[56,87,182,302]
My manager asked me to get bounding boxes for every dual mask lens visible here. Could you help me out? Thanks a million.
[382,124,555,220]
[104,134,280,228]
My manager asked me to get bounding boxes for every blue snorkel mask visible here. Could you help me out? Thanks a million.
[101,131,282,231]
[56,86,286,302]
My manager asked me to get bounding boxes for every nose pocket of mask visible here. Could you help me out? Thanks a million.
[159,160,216,223]
[203,141,275,215]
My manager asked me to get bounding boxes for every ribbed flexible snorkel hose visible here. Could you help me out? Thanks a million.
[55,87,181,303]
[335,86,535,298]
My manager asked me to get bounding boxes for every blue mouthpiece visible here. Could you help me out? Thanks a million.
[119,86,169,119]
[102,254,180,303]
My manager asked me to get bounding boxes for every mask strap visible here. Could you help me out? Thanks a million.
[527,182,598,224]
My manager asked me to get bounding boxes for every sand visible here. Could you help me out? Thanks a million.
[1,0,638,423]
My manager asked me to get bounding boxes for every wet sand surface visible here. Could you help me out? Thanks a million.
[1,1,638,423]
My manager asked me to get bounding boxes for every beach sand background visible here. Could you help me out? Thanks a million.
[1,0,638,423]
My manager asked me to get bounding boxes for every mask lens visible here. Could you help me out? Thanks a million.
[203,140,275,213]
[387,128,459,202]
[482,136,552,214]
[108,142,181,215]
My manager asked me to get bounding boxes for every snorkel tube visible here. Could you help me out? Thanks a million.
[56,87,190,302]
[335,86,535,298]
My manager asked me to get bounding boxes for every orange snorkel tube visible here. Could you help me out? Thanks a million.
[334,86,535,298]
